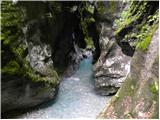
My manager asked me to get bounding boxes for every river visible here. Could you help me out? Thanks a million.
[17,56,111,118]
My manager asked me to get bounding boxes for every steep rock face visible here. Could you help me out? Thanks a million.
[93,1,130,95]
[98,1,159,118]
[1,1,60,114]
[98,28,159,119]
[20,1,83,76]
[1,1,84,114]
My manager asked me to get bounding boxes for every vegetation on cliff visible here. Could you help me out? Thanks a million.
[79,1,95,49]
[98,1,159,119]
[1,1,159,119]
[1,1,59,86]
[115,1,158,51]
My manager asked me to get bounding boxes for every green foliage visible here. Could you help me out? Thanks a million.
[97,1,106,15]
[79,2,94,49]
[115,1,147,34]
[1,1,23,45]
[148,11,159,24]
[135,11,158,51]
[1,1,57,85]
[85,37,94,49]
[114,1,159,51]
[1,1,24,75]
[150,81,159,94]
[84,3,94,14]
[114,3,131,33]
[2,60,20,75]
[136,32,152,51]
[108,1,117,14]
[1,2,34,81]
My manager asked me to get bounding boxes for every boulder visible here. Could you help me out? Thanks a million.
[1,76,59,113]
[93,39,131,95]
[93,1,130,95]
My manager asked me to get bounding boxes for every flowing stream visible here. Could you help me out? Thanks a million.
[17,56,111,118]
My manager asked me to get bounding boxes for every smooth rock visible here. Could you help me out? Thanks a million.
[93,1,129,95]
[93,41,131,95]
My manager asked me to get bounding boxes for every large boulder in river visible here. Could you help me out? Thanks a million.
[93,1,130,95]
[93,39,131,95]
[1,75,59,114]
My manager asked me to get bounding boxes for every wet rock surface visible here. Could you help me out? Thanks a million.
[1,77,58,114]
[82,50,93,58]
[93,1,130,95]
[93,40,131,95]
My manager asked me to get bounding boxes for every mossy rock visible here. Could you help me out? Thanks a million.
[114,1,159,52]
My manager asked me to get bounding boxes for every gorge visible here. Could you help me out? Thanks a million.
[1,1,159,119]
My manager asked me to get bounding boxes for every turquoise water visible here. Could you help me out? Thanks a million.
[18,56,111,118]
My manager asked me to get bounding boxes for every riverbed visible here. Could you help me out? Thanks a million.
[17,56,111,118]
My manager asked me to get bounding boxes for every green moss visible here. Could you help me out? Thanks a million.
[1,1,60,88]
[108,77,136,117]
[84,3,94,14]
[115,1,148,34]
[115,1,159,52]
[1,1,23,46]
[97,2,106,15]
[79,2,95,49]
[2,60,20,75]
[136,24,158,51]
[24,62,59,86]
[84,37,94,49]
[108,1,117,14]
[27,72,39,82]
[150,81,158,94]
[150,80,159,119]
[110,78,134,103]
[27,72,58,86]
[124,112,133,119]
[136,35,152,51]
[119,78,135,97]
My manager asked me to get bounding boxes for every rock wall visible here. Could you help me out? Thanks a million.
[98,1,159,119]
[98,28,159,119]
[1,1,85,114]
[19,1,84,76]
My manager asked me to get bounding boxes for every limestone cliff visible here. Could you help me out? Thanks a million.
[98,1,159,119]
[1,1,85,114]
[93,1,131,95]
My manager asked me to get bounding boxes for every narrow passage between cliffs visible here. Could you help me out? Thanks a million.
[17,54,112,119]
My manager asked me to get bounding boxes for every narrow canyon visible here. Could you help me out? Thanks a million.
[1,1,159,119]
